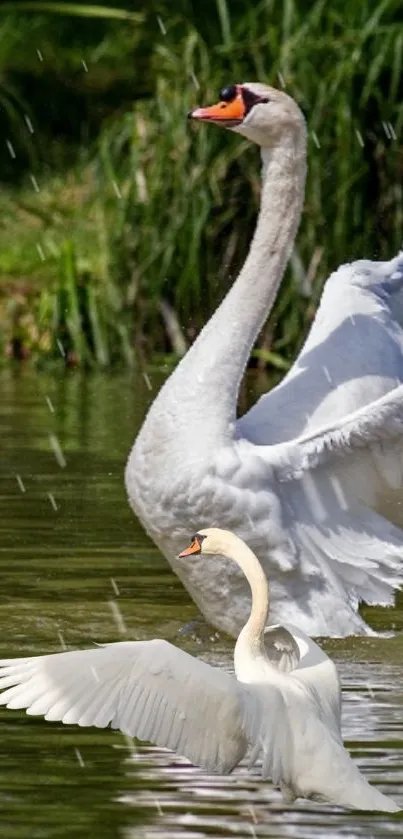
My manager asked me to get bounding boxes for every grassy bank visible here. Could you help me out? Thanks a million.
[0,0,402,368]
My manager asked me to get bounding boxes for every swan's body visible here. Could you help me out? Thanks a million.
[126,82,403,637]
[0,529,398,812]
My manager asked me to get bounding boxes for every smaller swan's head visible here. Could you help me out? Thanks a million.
[178,527,249,560]
[178,528,214,558]
[189,82,304,147]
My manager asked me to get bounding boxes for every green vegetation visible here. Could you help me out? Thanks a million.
[0,0,402,368]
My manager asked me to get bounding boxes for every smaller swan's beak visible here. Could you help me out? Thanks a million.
[178,535,203,558]
[188,93,245,127]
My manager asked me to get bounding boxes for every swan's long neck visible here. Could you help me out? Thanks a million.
[206,531,270,667]
[147,127,306,455]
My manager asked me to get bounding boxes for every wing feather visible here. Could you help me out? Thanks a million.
[270,384,403,481]
[238,682,292,785]
[0,641,248,774]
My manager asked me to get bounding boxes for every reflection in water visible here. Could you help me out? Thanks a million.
[0,368,402,838]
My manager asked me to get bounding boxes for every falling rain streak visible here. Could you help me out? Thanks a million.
[36,243,45,261]
[153,797,164,816]
[47,492,58,511]
[142,371,152,391]
[58,631,67,651]
[29,174,40,193]
[48,433,67,468]
[112,180,122,199]
[190,71,200,90]
[311,131,320,149]
[6,140,16,159]
[24,114,34,134]
[382,121,397,140]
[277,71,286,88]
[45,396,54,413]
[110,578,120,596]
[156,15,166,35]
[74,748,85,768]
[108,600,127,634]
[15,474,26,493]
[56,339,66,358]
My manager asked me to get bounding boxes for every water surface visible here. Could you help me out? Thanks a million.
[0,368,402,838]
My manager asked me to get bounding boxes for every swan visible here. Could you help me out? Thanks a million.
[125,82,403,637]
[0,528,398,812]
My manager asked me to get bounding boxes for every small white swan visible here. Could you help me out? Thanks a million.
[0,528,398,812]
[126,82,403,637]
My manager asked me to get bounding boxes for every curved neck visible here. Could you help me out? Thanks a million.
[208,531,270,652]
[152,127,307,452]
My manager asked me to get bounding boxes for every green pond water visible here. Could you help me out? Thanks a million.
[0,367,402,839]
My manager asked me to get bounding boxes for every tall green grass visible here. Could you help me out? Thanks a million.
[0,0,402,366]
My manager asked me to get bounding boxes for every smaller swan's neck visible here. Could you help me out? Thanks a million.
[206,531,270,675]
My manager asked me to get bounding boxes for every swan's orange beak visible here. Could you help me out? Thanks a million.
[178,535,203,558]
[189,92,245,126]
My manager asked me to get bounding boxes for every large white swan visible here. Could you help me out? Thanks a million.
[0,528,398,811]
[125,82,403,637]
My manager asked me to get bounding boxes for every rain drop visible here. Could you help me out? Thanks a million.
[24,114,34,134]
[48,492,58,511]
[156,15,166,35]
[74,748,85,767]
[388,122,397,141]
[112,180,122,199]
[6,140,16,159]
[108,599,127,634]
[16,474,26,493]
[365,681,375,699]
[190,71,200,90]
[36,243,45,261]
[48,433,67,468]
[45,395,55,414]
[142,371,152,391]
[277,71,286,89]
[56,338,66,358]
[29,174,40,193]
[153,797,163,816]
[311,131,320,149]
[110,578,120,596]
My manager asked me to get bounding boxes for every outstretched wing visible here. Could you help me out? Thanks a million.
[0,641,306,787]
[0,640,248,774]
[238,254,403,447]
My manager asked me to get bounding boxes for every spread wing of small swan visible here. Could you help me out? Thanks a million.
[0,529,398,812]
[0,640,289,778]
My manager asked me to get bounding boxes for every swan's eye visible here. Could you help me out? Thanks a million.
[241,88,270,114]
[219,85,237,103]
